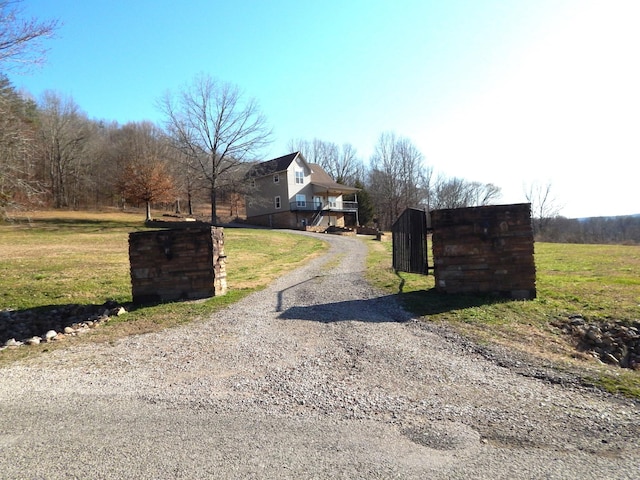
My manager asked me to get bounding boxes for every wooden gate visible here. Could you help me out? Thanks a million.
[391,208,430,274]
[391,203,536,299]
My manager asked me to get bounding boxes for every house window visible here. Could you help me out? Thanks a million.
[273,173,279,183]
[275,196,281,209]
[250,178,256,188]
[295,170,304,184]
[296,194,306,207]
[328,196,337,208]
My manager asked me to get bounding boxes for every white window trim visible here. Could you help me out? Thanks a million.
[295,170,304,184]
[275,196,281,209]
[296,194,306,207]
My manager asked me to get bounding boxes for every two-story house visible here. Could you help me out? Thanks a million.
[245,152,359,229]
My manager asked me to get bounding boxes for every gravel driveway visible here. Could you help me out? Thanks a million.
[1,232,638,479]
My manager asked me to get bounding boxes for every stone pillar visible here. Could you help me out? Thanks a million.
[128,226,227,304]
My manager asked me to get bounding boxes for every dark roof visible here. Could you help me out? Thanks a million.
[248,153,359,193]
[309,164,359,193]
[248,152,300,177]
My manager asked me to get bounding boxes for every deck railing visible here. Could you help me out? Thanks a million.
[289,201,358,212]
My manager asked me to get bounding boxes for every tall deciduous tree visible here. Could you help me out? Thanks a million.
[0,0,59,70]
[524,180,561,236]
[431,176,502,210]
[288,138,364,185]
[36,91,90,208]
[0,74,40,218]
[368,132,427,229]
[160,74,271,224]
[112,121,176,220]
[120,160,175,221]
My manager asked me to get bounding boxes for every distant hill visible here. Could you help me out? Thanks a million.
[541,214,640,244]
[575,213,640,222]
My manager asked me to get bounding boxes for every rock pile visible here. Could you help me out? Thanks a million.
[1,301,127,350]
[556,315,640,369]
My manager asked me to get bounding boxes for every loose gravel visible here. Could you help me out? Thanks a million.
[0,232,638,479]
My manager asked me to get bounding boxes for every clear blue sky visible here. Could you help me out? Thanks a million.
[12,0,640,218]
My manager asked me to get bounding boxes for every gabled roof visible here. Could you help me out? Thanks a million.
[309,164,359,193]
[247,152,360,193]
[248,152,302,178]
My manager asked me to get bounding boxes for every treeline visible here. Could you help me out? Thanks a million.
[5,71,636,245]
[1,73,502,228]
[538,215,640,245]
[0,77,183,218]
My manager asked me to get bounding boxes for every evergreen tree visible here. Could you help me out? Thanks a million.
[353,179,374,226]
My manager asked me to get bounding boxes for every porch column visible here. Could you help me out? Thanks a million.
[355,192,360,226]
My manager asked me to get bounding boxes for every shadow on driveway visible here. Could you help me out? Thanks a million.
[277,287,511,323]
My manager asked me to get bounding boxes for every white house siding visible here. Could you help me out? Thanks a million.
[286,159,312,205]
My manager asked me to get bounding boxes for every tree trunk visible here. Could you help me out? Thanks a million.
[146,201,151,221]
[210,187,217,225]
[211,160,218,225]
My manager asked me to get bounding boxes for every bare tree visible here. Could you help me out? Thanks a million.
[334,143,364,185]
[469,181,502,206]
[36,91,91,208]
[289,138,332,166]
[0,0,59,70]
[431,176,468,210]
[525,180,562,235]
[160,74,271,224]
[0,74,41,218]
[395,136,424,208]
[431,175,502,210]
[368,132,401,229]
[170,149,206,216]
[288,138,364,185]
[367,132,429,229]
[416,163,435,211]
[81,120,122,208]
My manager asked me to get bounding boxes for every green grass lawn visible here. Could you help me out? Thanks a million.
[0,210,326,364]
[2,212,638,399]
[365,236,640,399]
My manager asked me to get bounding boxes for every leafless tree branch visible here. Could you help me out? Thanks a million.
[159,73,272,224]
[0,0,60,71]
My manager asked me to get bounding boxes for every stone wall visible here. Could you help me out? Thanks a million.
[129,227,226,303]
[431,203,536,299]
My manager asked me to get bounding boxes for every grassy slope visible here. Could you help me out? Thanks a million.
[365,236,640,399]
